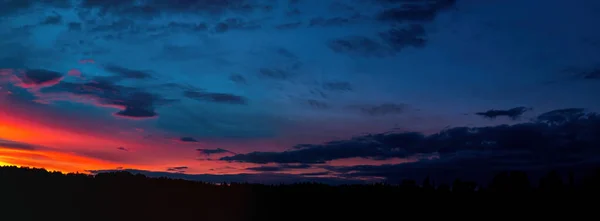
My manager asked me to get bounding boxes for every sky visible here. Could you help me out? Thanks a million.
[1,0,600,184]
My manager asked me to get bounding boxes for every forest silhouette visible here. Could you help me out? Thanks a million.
[1,165,598,221]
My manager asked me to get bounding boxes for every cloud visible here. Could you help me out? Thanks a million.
[39,78,175,119]
[379,24,427,51]
[166,166,188,173]
[306,99,329,109]
[350,103,408,116]
[475,107,531,120]
[88,169,363,185]
[275,48,297,59]
[299,172,330,176]
[78,0,267,18]
[222,109,600,170]
[327,36,393,57]
[67,22,82,31]
[0,139,39,150]
[322,81,352,91]
[103,65,153,80]
[375,0,457,23]
[196,148,235,156]
[583,69,600,79]
[211,18,261,33]
[229,74,247,84]
[246,164,312,172]
[0,0,71,16]
[40,14,62,25]
[324,0,456,57]
[275,22,303,30]
[116,147,129,152]
[309,16,356,27]
[258,68,293,80]
[12,69,64,88]
[179,137,199,143]
[184,90,247,105]
[536,108,587,125]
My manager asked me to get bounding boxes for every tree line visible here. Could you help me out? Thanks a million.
[0,166,596,221]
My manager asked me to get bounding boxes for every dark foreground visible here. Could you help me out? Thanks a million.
[0,166,598,221]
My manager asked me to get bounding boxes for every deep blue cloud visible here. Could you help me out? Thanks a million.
[246,164,312,172]
[166,166,188,173]
[475,107,531,120]
[197,148,236,156]
[223,109,600,169]
[39,78,175,119]
[88,169,364,185]
[15,69,64,88]
[103,65,153,80]
[179,137,199,143]
[184,90,247,105]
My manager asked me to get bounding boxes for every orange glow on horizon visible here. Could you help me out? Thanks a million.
[0,147,128,173]
[0,111,123,148]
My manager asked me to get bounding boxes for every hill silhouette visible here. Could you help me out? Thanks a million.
[1,166,598,221]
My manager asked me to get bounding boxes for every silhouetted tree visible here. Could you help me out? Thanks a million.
[2,166,600,221]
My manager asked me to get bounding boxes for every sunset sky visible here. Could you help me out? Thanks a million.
[1,0,600,183]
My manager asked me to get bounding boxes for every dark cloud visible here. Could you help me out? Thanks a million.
[322,81,352,91]
[562,67,600,81]
[184,90,247,105]
[40,79,174,119]
[67,22,82,31]
[221,132,427,164]
[274,22,302,30]
[15,69,64,88]
[246,164,312,172]
[299,172,330,176]
[213,22,229,33]
[222,109,600,172]
[180,137,199,143]
[536,108,587,125]
[0,139,38,150]
[275,48,297,59]
[307,99,329,109]
[103,65,153,80]
[327,36,393,57]
[212,18,261,33]
[375,0,457,23]
[89,169,364,185]
[351,103,407,116]
[475,107,531,120]
[583,69,600,79]
[166,22,208,32]
[116,147,129,152]
[258,68,293,80]
[309,17,357,27]
[379,24,427,51]
[229,74,247,84]
[88,19,135,33]
[40,14,62,25]
[196,148,235,156]
[166,166,188,173]
[325,150,600,184]
[0,0,71,16]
